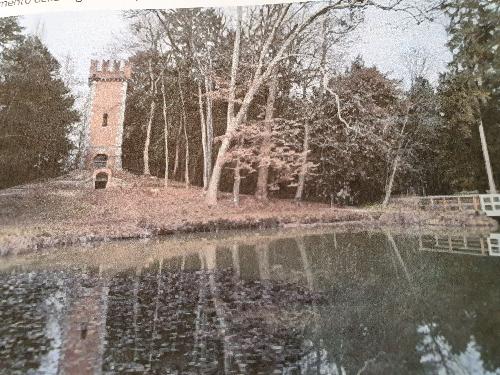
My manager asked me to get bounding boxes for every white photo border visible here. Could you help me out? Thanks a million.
[1,0,317,17]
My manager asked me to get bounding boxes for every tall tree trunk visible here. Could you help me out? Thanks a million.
[205,72,214,185]
[192,41,214,191]
[255,72,278,200]
[233,159,241,207]
[295,120,310,202]
[143,101,156,176]
[206,6,242,206]
[478,118,497,194]
[206,4,329,205]
[383,155,400,207]
[173,120,182,179]
[143,60,157,176]
[183,115,190,187]
[207,137,232,205]
[75,126,86,170]
[163,118,169,186]
[383,114,409,207]
[177,71,190,187]
[198,82,209,190]
[161,75,169,186]
[294,21,328,201]
[233,115,247,207]
[475,80,497,194]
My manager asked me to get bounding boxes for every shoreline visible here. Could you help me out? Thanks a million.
[1,174,497,256]
[2,220,497,274]
[1,207,497,257]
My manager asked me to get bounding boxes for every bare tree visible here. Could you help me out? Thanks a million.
[123,12,166,177]
[198,55,215,191]
[160,73,170,185]
[255,72,278,200]
[206,4,329,205]
[153,8,224,189]
[383,108,410,206]
[198,81,208,187]
[122,2,440,203]
[401,46,432,88]
[177,71,190,186]
[58,54,88,170]
[233,157,242,206]
[295,119,311,202]
[173,119,182,178]
[205,1,384,205]
[143,59,160,176]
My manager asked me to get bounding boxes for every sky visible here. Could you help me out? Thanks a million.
[21,10,127,88]
[20,5,452,99]
[353,6,451,85]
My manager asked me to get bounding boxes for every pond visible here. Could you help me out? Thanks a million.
[1,227,499,374]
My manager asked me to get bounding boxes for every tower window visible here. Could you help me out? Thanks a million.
[93,154,108,169]
[102,113,108,127]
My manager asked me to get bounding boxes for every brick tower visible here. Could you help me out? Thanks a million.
[86,60,131,179]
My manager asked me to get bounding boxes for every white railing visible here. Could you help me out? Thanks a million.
[419,233,499,257]
[480,194,500,217]
[391,194,500,217]
[488,234,500,257]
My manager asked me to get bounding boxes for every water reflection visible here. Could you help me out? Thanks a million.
[419,232,500,257]
[1,229,499,374]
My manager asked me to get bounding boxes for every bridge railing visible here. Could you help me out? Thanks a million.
[391,194,500,216]
[391,195,482,212]
[480,194,500,217]
[489,234,500,256]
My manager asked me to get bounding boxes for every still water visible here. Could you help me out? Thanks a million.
[1,228,499,374]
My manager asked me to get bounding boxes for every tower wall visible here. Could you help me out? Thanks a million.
[86,60,131,172]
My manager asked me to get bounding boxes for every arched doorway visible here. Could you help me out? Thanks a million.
[93,154,108,169]
[95,172,108,189]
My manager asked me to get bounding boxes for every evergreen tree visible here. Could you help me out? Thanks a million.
[0,17,23,48]
[402,77,442,195]
[0,36,79,188]
[440,0,499,192]
[435,72,487,193]
[308,59,403,204]
[445,0,499,96]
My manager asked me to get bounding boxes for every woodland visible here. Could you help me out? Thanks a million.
[0,0,498,207]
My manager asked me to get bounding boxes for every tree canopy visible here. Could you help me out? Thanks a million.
[0,2,498,204]
[0,34,79,188]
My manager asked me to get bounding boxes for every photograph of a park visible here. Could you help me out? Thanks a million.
[0,0,499,374]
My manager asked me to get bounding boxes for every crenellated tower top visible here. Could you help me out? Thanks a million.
[89,59,132,83]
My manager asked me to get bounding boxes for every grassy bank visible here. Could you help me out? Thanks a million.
[0,173,496,256]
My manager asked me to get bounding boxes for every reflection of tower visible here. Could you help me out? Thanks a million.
[86,60,131,184]
[59,280,109,374]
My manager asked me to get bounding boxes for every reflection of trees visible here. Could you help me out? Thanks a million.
[1,230,499,374]
[381,232,500,374]
[0,271,65,373]
[99,246,323,374]
[302,232,500,374]
[0,267,107,374]
[417,323,499,375]
[303,232,422,373]
[401,237,500,373]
